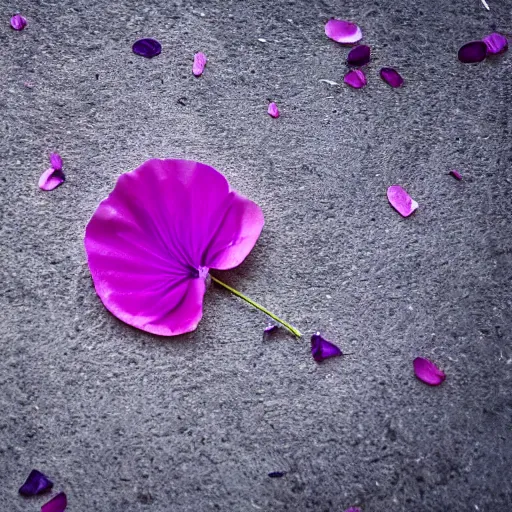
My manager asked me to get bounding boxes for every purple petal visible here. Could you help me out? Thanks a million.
[347,45,370,66]
[49,153,63,171]
[268,471,286,478]
[268,102,280,118]
[39,168,65,191]
[458,41,487,63]
[10,14,27,31]
[482,32,508,55]
[344,508,362,512]
[344,69,366,89]
[379,67,404,88]
[413,357,446,386]
[325,19,362,44]
[41,492,67,512]
[132,38,161,58]
[193,52,207,76]
[387,185,418,217]
[311,333,342,362]
[19,470,53,496]
[450,169,462,180]
[263,324,279,340]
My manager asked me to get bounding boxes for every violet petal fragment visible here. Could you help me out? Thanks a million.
[39,168,65,191]
[387,185,418,217]
[41,492,67,512]
[10,14,27,31]
[132,38,161,58]
[458,41,487,63]
[268,102,280,118]
[49,153,63,171]
[380,67,404,88]
[263,324,279,340]
[347,45,370,66]
[413,357,446,386]
[311,333,342,362]
[268,471,286,478]
[192,52,207,76]
[482,32,508,55]
[344,69,366,89]
[325,19,362,44]
[19,470,54,496]
[450,169,462,180]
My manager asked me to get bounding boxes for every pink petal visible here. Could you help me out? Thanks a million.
[344,69,366,89]
[387,185,418,217]
[41,492,67,512]
[193,52,207,76]
[325,19,362,44]
[84,159,264,336]
[380,67,404,88]
[49,153,63,171]
[39,168,65,191]
[413,357,446,386]
[450,169,462,180]
[482,32,508,54]
[268,102,280,118]
[10,14,27,31]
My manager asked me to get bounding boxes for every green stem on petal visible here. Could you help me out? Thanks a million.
[210,275,302,338]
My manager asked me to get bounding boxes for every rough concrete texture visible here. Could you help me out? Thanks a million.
[1,0,512,510]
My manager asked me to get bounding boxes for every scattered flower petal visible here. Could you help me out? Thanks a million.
[193,52,207,76]
[347,45,370,66]
[84,159,264,336]
[379,67,404,88]
[387,185,418,217]
[41,492,67,512]
[268,471,286,478]
[263,324,279,340]
[481,0,490,10]
[10,14,27,31]
[19,470,54,496]
[458,41,487,63]
[413,357,446,386]
[344,69,366,89]
[450,169,462,180]
[319,79,339,86]
[311,333,342,362]
[39,168,65,191]
[49,153,63,171]
[268,102,280,118]
[132,38,162,58]
[482,32,508,54]
[325,19,362,44]
[344,508,362,512]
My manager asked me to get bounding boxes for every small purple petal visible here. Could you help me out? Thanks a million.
[482,32,508,55]
[41,492,67,512]
[450,169,462,180]
[311,333,342,362]
[458,41,487,63]
[193,52,207,76]
[10,14,27,31]
[39,168,65,191]
[263,324,279,340]
[268,471,286,478]
[347,45,370,66]
[268,102,280,118]
[325,19,362,44]
[132,38,162,58]
[344,69,366,89]
[19,470,54,496]
[49,153,63,171]
[413,357,446,386]
[387,185,418,217]
[380,67,404,88]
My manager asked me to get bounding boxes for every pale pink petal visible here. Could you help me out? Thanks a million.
[193,52,207,76]
[413,357,446,386]
[344,69,366,89]
[325,19,362,44]
[268,102,280,118]
[387,185,418,217]
[39,168,65,191]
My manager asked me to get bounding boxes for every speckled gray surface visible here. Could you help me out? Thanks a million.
[1,0,512,510]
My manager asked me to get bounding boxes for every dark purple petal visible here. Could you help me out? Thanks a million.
[263,324,279,340]
[379,67,404,88]
[193,52,207,76]
[132,38,161,58]
[450,169,462,180]
[344,69,366,89]
[311,333,342,362]
[39,168,65,191]
[347,45,370,66]
[413,357,446,386]
[10,14,27,31]
[41,492,67,512]
[458,41,487,63]
[19,470,54,496]
[325,19,362,44]
[482,32,508,55]
[268,102,280,118]
[268,471,286,478]
[49,153,63,171]
[387,185,418,217]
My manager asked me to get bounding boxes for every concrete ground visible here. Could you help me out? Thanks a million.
[1,0,511,510]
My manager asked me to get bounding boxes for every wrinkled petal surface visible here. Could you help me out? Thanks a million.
[344,69,366,89]
[450,169,462,180]
[19,470,53,496]
[380,67,404,88]
[268,102,280,118]
[41,492,67,512]
[311,333,342,362]
[193,52,207,76]
[49,153,63,171]
[347,45,370,66]
[84,159,264,336]
[39,168,65,191]
[325,19,362,44]
[482,32,508,54]
[132,38,161,58]
[387,185,418,217]
[413,357,446,386]
[458,41,487,63]
[268,472,286,478]
[10,14,27,30]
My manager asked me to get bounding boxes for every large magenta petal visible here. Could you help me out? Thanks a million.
[39,168,65,191]
[482,33,508,54]
[413,357,446,386]
[41,492,67,512]
[325,19,362,44]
